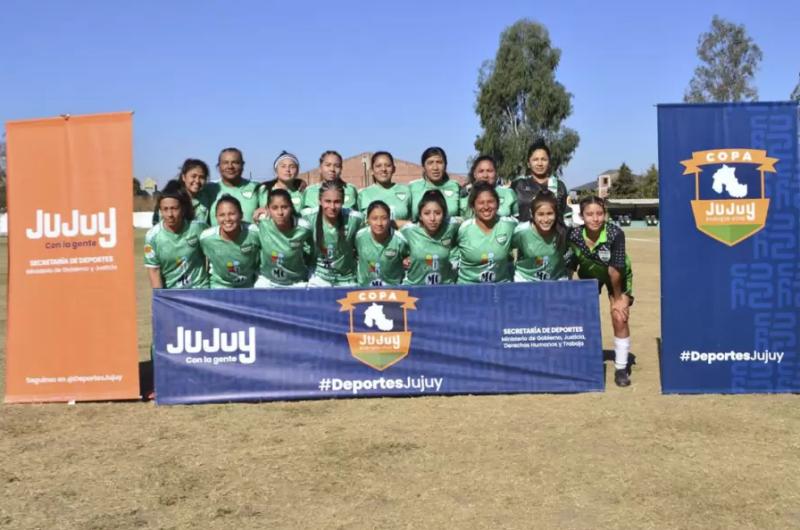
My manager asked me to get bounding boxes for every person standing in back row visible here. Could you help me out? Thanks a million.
[511,139,569,224]
[204,147,260,226]
[409,147,462,220]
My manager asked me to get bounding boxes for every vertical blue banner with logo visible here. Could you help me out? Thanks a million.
[152,282,604,404]
[658,102,800,393]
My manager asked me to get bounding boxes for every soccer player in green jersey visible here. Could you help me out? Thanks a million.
[457,182,518,284]
[256,151,306,212]
[409,147,461,220]
[300,150,358,214]
[567,196,634,387]
[355,201,409,287]
[152,159,212,225]
[401,190,461,286]
[357,151,412,226]
[512,190,568,281]
[203,148,260,226]
[144,181,209,289]
[254,188,313,288]
[200,195,261,288]
[460,156,518,219]
[306,180,363,287]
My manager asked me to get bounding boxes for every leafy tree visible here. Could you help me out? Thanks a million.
[791,74,800,102]
[133,177,145,197]
[609,163,638,198]
[475,19,579,179]
[639,164,659,198]
[684,16,763,103]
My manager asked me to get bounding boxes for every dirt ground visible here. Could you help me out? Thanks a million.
[1,229,799,529]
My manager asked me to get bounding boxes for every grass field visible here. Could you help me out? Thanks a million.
[1,229,799,529]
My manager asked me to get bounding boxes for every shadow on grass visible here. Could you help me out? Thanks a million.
[139,360,153,401]
[602,349,637,375]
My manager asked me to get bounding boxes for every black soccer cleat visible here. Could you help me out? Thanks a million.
[614,369,631,387]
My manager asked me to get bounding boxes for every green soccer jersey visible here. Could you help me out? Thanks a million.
[256,184,304,212]
[460,186,519,219]
[355,227,410,286]
[144,220,209,288]
[202,179,261,226]
[409,178,462,220]
[356,183,412,221]
[457,217,518,284]
[305,208,363,284]
[512,222,567,281]
[400,217,461,285]
[300,181,358,215]
[199,223,261,288]
[257,217,313,286]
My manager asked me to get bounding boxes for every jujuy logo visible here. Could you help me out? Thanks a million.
[166,326,256,364]
[681,149,778,246]
[26,207,117,248]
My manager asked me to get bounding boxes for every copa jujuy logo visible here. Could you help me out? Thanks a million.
[681,148,778,246]
[337,290,418,371]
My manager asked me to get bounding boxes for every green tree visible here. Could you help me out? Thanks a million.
[639,164,659,198]
[684,16,763,103]
[609,163,638,198]
[791,73,800,102]
[474,19,579,179]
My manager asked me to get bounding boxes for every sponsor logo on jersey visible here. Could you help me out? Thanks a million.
[681,148,778,246]
[337,290,418,371]
[26,207,117,248]
[166,326,256,364]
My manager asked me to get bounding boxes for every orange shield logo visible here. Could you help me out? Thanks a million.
[681,149,778,246]
[337,290,418,370]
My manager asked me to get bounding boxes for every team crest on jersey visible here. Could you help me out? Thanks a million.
[241,244,254,254]
[186,236,199,247]
[242,190,254,199]
[681,148,778,246]
[444,190,454,197]
[597,248,611,263]
[292,197,301,205]
[385,249,397,258]
[496,234,508,245]
[144,244,155,260]
[338,290,418,370]
[441,238,452,247]
[395,192,407,201]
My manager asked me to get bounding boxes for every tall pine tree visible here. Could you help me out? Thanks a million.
[474,20,579,179]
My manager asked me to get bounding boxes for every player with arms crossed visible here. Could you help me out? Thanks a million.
[144,180,209,289]
[306,180,363,287]
[457,182,517,284]
[254,188,313,288]
[355,200,409,287]
[401,190,461,286]
[512,190,568,281]
[200,195,261,288]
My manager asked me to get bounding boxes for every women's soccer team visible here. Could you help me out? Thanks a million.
[144,141,634,386]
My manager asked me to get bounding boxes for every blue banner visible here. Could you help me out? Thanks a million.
[658,102,800,393]
[152,281,604,404]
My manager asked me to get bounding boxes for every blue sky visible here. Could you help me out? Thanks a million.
[2,0,798,187]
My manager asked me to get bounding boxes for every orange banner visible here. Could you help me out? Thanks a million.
[5,112,140,402]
